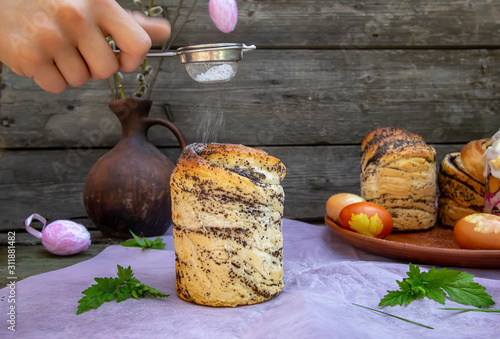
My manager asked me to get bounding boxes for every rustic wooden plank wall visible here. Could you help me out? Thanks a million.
[1,0,500,230]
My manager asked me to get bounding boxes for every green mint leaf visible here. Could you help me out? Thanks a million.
[442,283,495,308]
[154,238,166,250]
[401,281,426,301]
[421,285,447,304]
[119,231,146,247]
[77,277,120,315]
[142,237,166,251]
[379,290,414,306]
[422,267,470,287]
[117,265,134,282]
[76,265,169,315]
[120,239,140,247]
[422,268,494,307]
[128,277,141,285]
[120,231,165,251]
[379,264,495,309]
[406,263,422,282]
[131,231,146,246]
[147,285,170,298]
[416,267,465,304]
[116,285,131,303]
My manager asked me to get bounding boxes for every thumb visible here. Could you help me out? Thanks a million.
[129,11,171,44]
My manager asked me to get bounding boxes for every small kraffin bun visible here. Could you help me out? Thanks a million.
[438,151,485,228]
[360,127,437,231]
[460,138,490,184]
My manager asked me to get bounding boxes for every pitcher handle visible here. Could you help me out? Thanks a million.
[144,118,187,150]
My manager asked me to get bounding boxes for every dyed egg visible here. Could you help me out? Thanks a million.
[25,213,91,255]
[326,193,366,224]
[454,213,500,250]
[338,202,393,239]
[209,0,238,33]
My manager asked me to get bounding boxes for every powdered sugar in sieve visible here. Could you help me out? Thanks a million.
[115,43,255,83]
[185,62,238,83]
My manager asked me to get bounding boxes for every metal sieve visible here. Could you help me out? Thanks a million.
[115,43,256,83]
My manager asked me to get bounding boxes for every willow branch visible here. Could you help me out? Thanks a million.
[145,0,199,98]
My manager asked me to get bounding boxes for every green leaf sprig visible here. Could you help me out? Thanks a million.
[77,265,169,315]
[120,231,165,251]
[379,263,495,308]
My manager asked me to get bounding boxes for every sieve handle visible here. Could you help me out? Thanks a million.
[113,50,178,58]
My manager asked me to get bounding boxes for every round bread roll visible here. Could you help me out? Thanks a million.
[437,152,486,227]
[460,138,490,184]
[437,196,481,229]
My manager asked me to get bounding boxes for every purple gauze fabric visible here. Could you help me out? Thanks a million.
[1,219,499,338]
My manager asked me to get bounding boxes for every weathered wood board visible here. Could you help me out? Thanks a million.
[130,0,500,48]
[1,0,500,231]
[2,48,499,148]
[0,144,462,230]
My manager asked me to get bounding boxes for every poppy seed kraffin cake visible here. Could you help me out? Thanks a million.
[437,138,490,227]
[170,143,286,307]
[360,127,437,231]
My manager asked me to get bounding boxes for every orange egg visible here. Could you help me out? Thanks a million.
[326,193,366,224]
[339,201,393,238]
[454,213,500,250]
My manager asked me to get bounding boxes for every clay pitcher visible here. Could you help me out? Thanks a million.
[83,97,186,238]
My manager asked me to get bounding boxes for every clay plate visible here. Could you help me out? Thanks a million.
[325,215,500,268]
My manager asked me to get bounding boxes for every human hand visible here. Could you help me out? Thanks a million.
[0,0,171,94]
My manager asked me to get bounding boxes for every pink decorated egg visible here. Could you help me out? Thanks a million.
[209,0,238,33]
[25,214,91,256]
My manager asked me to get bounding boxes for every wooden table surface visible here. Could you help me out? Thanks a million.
[0,230,121,287]
[1,219,325,287]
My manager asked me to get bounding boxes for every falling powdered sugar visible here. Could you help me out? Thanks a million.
[195,96,227,143]
[195,63,236,83]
